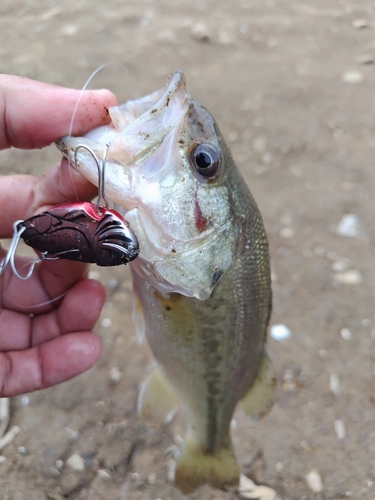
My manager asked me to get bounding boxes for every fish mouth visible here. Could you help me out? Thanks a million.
[56,71,189,189]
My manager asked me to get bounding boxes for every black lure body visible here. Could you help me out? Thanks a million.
[18,201,139,266]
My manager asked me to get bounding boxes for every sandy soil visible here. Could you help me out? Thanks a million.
[1,1,375,499]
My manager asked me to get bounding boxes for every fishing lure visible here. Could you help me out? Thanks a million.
[0,144,139,280]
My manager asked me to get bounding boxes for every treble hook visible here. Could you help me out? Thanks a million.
[74,143,110,213]
[0,220,40,281]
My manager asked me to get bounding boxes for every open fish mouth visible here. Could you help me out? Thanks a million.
[57,71,240,299]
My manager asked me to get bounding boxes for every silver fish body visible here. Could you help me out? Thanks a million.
[57,71,276,492]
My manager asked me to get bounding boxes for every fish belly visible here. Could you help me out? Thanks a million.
[132,218,273,492]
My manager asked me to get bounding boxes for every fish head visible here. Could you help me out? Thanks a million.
[57,71,245,299]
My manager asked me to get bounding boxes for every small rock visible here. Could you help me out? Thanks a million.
[270,324,292,341]
[331,258,351,273]
[306,469,323,493]
[109,366,122,383]
[0,426,20,451]
[352,18,370,29]
[238,474,277,500]
[334,419,346,440]
[253,135,267,153]
[107,278,119,289]
[336,214,360,237]
[18,446,27,454]
[147,473,156,485]
[55,459,64,470]
[279,227,295,238]
[63,427,79,440]
[190,22,210,42]
[341,71,364,83]
[88,270,101,280]
[101,318,112,328]
[167,458,176,482]
[97,469,111,479]
[157,30,176,43]
[58,24,78,36]
[276,462,284,472]
[334,270,362,285]
[66,453,85,472]
[239,23,248,34]
[355,54,374,64]
[0,456,6,463]
[47,466,60,478]
[329,374,340,396]
[340,328,352,340]
[20,396,29,406]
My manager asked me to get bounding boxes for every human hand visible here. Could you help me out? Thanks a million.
[0,74,118,396]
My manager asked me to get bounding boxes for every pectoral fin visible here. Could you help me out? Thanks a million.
[132,289,146,344]
[241,350,277,421]
[137,367,180,426]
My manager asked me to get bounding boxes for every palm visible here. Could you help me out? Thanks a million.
[0,256,105,396]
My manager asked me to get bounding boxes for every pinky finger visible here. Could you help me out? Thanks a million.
[0,332,102,397]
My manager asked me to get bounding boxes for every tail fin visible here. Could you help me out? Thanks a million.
[174,435,239,493]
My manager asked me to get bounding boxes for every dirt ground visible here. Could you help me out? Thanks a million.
[1,0,375,498]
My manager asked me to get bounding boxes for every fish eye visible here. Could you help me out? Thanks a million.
[190,144,221,178]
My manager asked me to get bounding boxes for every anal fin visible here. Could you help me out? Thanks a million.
[241,350,277,421]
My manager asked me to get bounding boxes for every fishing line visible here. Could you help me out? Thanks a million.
[13,290,69,311]
[67,62,128,200]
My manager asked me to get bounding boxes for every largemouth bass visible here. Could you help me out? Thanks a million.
[57,71,276,493]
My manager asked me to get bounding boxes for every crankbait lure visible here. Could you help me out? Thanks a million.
[0,144,139,280]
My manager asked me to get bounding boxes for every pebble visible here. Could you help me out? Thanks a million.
[336,214,360,238]
[340,328,352,340]
[88,270,101,280]
[279,227,295,238]
[334,270,362,285]
[20,396,29,406]
[97,469,111,479]
[66,453,85,472]
[334,419,346,440]
[270,324,292,341]
[253,135,267,153]
[0,426,20,451]
[167,458,176,482]
[305,469,323,493]
[190,22,210,42]
[331,258,351,273]
[355,54,374,65]
[341,71,364,83]
[63,427,79,440]
[329,374,340,396]
[107,278,119,289]
[147,473,156,485]
[18,446,27,454]
[0,456,6,463]
[276,462,284,472]
[55,459,64,470]
[352,18,370,29]
[109,366,122,383]
[58,24,78,36]
[238,474,277,500]
[101,317,112,328]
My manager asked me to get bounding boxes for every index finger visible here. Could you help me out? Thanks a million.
[0,74,118,150]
